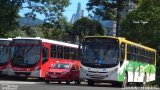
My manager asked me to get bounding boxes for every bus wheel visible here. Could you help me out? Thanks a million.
[143,73,147,87]
[58,81,61,84]
[112,82,122,87]
[45,80,50,83]
[122,73,128,88]
[88,80,94,86]
[75,80,81,84]
[66,77,71,84]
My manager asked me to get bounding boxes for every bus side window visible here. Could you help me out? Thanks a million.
[121,43,125,61]
[51,44,57,58]
[152,52,155,64]
[144,50,148,63]
[70,48,76,60]
[127,45,131,60]
[42,47,49,64]
[148,51,152,64]
[57,46,64,59]
[76,49,79,60]
[64,47,70,59]
[120,43,125,65]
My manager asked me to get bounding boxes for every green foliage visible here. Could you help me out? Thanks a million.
[120,0,160,86]
[23,0,70,24]
[86,0,130,36]
[86,0,126,20]
[5,28,27,38]
[4,26,44,38]
[21,26,44,37]
[0,0,70,37]
[71,17,105,43]
[40,17,72,41]
[120,0,160,49]
[0,0,19,36]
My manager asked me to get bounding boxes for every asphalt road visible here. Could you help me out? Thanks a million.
[0,77,159,90]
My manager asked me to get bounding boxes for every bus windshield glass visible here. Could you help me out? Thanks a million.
[81,38,119,68]
[10,45,41,67]
[0,40,10,65]
[0,46,9,65]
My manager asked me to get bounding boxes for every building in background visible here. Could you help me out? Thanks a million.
[70,2,83,24]
[93,15,117,37]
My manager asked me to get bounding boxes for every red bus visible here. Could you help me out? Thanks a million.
[0,38,12,76]
[8,37,80,79]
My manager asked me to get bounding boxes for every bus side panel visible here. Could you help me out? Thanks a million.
[143,64,156,82]
[118,61,156,83]
[118,61,130,82]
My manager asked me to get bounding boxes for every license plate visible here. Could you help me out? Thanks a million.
[19,74,25,76]
[94,74,100,77]
[51,76,57,78]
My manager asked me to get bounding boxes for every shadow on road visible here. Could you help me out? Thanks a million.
[43,81,122,88]
[0,76,122,88]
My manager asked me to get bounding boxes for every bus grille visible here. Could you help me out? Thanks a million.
[15,72,31,76]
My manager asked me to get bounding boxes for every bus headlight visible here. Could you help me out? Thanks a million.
[80,66,86,73]
[108,68,118,76]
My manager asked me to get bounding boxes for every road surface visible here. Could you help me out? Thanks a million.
[0,77,159,90]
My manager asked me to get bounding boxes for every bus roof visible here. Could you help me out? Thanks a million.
[13,37,78,48]
[0,38,12,41]
[84,36,156,52]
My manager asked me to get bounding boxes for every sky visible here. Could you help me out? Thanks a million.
[64,0,88,21]
[19,0,88,22]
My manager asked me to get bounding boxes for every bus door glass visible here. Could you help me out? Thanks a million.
[42,47,49,64]
[0,45,9,65]
[120,42,125,65]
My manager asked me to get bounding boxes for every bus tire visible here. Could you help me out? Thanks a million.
[75,80,81,84]
[45,80,50,83]
[58,81,61,84]
[88,80,94,86]
[112,82,122,87]
[122,72,128,88]
[66,76,71,84]
[143,73,147,87]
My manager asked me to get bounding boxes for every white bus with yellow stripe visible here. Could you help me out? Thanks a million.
[80,36,156,87]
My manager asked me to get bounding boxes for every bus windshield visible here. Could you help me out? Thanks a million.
[81,38,119,68]
[10,45,41,67]
[0,46,9,65]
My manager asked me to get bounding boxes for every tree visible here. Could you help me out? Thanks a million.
[86,0,127,36]
[5,25,44,38]
[41,17,72,41]
[120,0,160,50]
[0,0,70,37]
[21,26,44,37]
[22,0,69,23]
[5,28,27,38]
[121,0,160,86]
[0,0,19,37]
[41,23,54,39]
[71,17,104,43]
